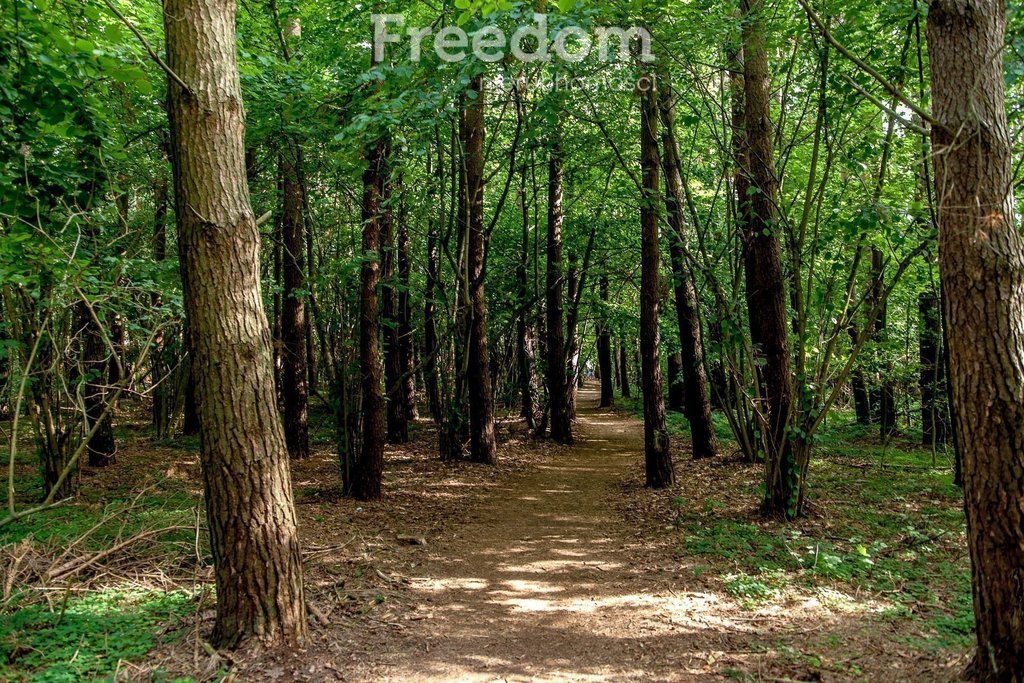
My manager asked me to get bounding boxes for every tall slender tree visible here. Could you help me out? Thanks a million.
[465,73,497,464]
[739,0,795,516]
[639,78,673,489]
[658,75,717,459]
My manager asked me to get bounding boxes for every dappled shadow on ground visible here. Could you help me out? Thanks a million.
[273,390,967,682]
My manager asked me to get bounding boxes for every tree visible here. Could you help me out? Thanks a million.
[927,0,1024,677]
[658,75,717,460]
[464,73,497,464]
[596,275,614,408]
[545,125,573,444]
[352,133,388,499]
[738,0,795,517]
[639,78,673,489]
[163,0,306,647]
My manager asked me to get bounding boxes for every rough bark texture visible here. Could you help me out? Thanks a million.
[280,144,310,459]
[353,135,388,499]
[740,0,795,517]
[639,82,673,489]
[380,172,408,444]
[545,133,573,444]
[927,1,1024,678]
[658,77,718,459]
[163,0,307,647]
[597,275,614,408]
[465,74,497,465]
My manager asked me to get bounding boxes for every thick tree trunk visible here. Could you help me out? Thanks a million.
[739,0,795,517]
[163,0,306,647]
[597,275,614,408]
[928,1,1024,677]
[658,76,718,459]
[280,144,310,459]
[545,132,573,444]
[464,73,497,464]
[639,80,673,489]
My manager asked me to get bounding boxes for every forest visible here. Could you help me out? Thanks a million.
[1,0,1023,679]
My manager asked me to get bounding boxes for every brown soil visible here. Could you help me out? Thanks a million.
[226,387,963,682]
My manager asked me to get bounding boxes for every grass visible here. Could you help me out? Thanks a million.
[623,391,974,656]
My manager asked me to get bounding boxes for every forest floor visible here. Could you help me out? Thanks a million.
[1,387,971,681]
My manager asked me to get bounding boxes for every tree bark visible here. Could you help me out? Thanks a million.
[918,290,948,447]
[464,73,497,464]
[658,75,718,459]
[618,341,631,398]
[597,275,614,408]
[739,0,795,517]
[545,130,573,444]
[163,0,306,647]
[380,168,407,443]
[352,133,388,498]
[423,136,444,425]
[928,1,1024,677]
[280,144,310,459]
[870,247,896,438]
[397,194,417,423]
[639,80,673,489]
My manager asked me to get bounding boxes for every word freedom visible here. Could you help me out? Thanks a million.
[372,14,654,64]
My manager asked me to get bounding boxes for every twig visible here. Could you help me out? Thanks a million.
[97,0,190,93]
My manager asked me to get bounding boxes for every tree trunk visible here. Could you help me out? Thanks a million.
[667,352,684,413]
[380,168,407,444]
[918,290,948,447]
[151,167,172,439]
[658,75,718,459]
[464,73,497,464]
[545,132,573,444]
[739,0,795,517]
[280,144,310,459]
[163,0,307,647]
[618,341,631,398]
[352,132,388,498]
[423,133,443,425]
[397,195,417,423]
[597,275,614,408]
[928,1,1024,676]
[870,247,897,438]
[848,323,872,424]
[639,80,673,489]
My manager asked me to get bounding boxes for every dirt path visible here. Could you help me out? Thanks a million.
[351,388,738,682]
